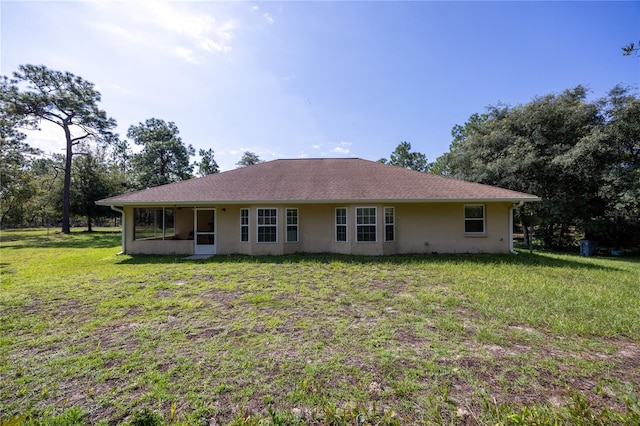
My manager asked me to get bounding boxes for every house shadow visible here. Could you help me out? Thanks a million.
[115,250,634,271]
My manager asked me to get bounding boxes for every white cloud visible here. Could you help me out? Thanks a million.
[200,39,232,54]
[331,141,352,155]
[145,1,232,42]
[249,5,273,24]
[23,121,68,155]
[174,47,199,63]
[97,22,147,45]
[88,1,237,63]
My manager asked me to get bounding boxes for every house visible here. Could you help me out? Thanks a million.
[96,158,540,256]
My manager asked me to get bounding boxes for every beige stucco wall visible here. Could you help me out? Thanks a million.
[393,203,511,254]
[120,202,513,256]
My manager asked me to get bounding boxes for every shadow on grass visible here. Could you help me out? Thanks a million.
[0,229,122,250]
[115,250,635,271]
[4,229,634,270]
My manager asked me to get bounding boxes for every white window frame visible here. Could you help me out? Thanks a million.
[464,204,486,234]
[356,206,377,243]
[257,207,278,243]
[240,208,250,243]
[384,207,395,242]
[286,208,299,243]
[335,207,348,242]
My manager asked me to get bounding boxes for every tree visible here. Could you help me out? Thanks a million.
[0,97,41,227]
[26,156,64,229]
[236,151,262,167]
[196,148,219,176]
[379,141,429,172]
[127,118,194,189]
[596,86,640,246]
[0,65,117,233]
[622,41,640,57]
[437,86,606,248]
[70,147,114,232]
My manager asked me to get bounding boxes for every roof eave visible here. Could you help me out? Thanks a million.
[96,197,541,207]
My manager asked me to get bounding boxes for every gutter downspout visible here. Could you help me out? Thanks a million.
[110,205,125,255]
[510,201,524,254]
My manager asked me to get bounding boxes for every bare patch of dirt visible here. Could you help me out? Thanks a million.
[437,332,640,414]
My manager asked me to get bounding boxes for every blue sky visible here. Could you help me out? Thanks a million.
[2,1,639,171]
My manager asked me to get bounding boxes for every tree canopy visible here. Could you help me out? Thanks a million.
[379,141,429,172]
[0,65,117,233]
[70,147,117,232]
[127,118,194,189]
[236,151,263,167]
[435,85,640,248]
[0,105,40,227]
[622,41,640,57]
[196,148,220,176]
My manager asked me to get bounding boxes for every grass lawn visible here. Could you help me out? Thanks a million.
[1,229,639,425]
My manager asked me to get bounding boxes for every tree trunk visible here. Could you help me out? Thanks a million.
[522,221,530,248]
[61,124,73,234]
[0,200,15,228]
[87,210,93,232]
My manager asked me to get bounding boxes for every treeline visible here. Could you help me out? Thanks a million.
[433,85,640,250]
[382,86,639,250]
[1,65,261,231]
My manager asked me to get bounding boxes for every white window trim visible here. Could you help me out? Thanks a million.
[356,206,377,243]
[335,207,348,243]
[384,207,395,242]
[256,207,278,243]
[464,204,486,234]
[240,208,250,243]
[286,208,299,243]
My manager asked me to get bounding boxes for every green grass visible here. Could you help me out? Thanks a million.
[1,228,639,425]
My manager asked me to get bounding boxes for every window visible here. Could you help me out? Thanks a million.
[356,207,377,242]
[384,207,395,242]
[286,208,299,242]
[335,208,347,242]
[257,208,277,243]
[240,208,249,242]
[464,205,485,233]
[134,208,175,240]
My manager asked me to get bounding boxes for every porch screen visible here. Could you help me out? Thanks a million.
[134,208,175,240]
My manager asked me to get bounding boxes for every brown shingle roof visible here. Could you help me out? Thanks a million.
[97,158,540,205]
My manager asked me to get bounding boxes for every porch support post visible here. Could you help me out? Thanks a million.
[510,201,524,254]
[110,205,125,254]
